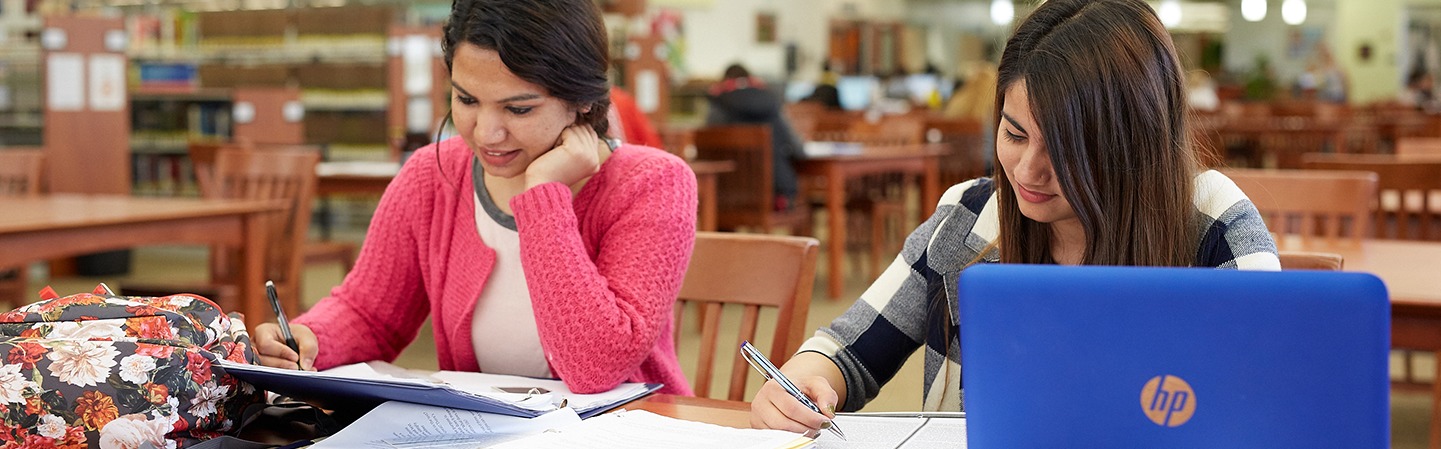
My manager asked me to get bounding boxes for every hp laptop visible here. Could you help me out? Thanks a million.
[958,264,1389,449]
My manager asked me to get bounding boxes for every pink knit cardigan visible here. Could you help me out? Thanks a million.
[295,137,697,395]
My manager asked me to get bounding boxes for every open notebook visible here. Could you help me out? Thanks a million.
[217,360,660,418]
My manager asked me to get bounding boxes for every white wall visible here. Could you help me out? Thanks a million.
[903,0,1011,77]
[1222,0,1338,93]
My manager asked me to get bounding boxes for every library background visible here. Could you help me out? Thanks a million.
[1,0,1441,447]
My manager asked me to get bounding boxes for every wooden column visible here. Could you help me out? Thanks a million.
[41,16,129,195]
[386,25,449,159]
[232,87,304,146]
[625,32,670,128]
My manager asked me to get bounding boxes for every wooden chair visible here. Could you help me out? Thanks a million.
[1277,251,1344,270]
[194,142,357,273]
[1302,153,1441,240]
[123,148,320,317]
[1396,137,1441,157]
[925,117,988,187]
[675,232,819,401]
[0,150,44,307]
[1222,168,1377,249]
[693,125,811,235]
[0,149,44,195]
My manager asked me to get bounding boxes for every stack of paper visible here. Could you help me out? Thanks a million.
[491,409,813,449]
[312,401,582,449]
[217,360,660,418]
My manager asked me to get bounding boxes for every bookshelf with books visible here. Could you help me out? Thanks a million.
[127,5,399,173]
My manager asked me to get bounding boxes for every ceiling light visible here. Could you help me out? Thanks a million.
[991,0,1014,26]
[1159,0,1182,28]
[1241,0,1266,22]
[1282,0,1306,25]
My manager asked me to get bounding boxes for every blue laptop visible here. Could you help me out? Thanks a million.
[958,264,1389,449]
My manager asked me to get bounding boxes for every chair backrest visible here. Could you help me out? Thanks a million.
[693,125,774,229]
[1278,250,1345,270]
[211,148,320,302]
[675,232,819,401]
[188,141,232,197]
[1302,153,1441,240]
[1222,168,1377,248]
[1394,137,1441,157]
[0,149,44,196]
[841,112,922,144]
[924,117,987,187]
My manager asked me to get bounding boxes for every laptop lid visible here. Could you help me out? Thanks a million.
[958,265,1389,449]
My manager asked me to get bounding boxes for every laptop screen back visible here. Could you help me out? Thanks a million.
[958,264,1389,448]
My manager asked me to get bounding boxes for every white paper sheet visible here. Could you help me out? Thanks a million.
[429,369,654,414]
[46,53,84,111]
[87,53,125,111]
[815,415,967,449]
[490,409,812,449]
[312,401,581,449]
[635,69,659,113]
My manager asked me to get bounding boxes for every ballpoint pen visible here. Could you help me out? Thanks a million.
[266,280,302,370]
[740,341,847,441]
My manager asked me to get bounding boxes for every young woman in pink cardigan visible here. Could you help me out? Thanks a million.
[252,0,697,395]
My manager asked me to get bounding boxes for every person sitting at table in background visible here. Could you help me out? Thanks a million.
[750,0,1279,435]
[943,62,999,173]
[252,0,697,396]
[705,63,805,211]
[802,60,844,111]
[1401,67,1439,113]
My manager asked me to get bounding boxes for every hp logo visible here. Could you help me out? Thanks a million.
[1140,375,1196,427]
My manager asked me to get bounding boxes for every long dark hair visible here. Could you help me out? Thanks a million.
[440,0,612,138]
[993,0,1199,266]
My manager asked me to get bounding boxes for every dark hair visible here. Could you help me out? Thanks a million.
[441,0,611,137]
[723,64,751,80]
[993,0,1198,266]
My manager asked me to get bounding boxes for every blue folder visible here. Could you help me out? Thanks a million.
[218,360,661,418]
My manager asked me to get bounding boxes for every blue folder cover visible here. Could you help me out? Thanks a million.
[218,361,661,418]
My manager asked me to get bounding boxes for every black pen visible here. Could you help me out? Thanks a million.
[265,280,302,370]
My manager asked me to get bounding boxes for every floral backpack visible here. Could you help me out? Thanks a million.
[0,285,265,448]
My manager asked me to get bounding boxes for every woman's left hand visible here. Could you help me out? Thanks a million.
[525,124,604,190]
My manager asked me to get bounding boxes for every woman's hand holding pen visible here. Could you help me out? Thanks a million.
[751,375,839,437]
[525,124,605,191]
[255,322,319,370]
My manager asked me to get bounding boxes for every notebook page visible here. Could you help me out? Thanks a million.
[490,409,812,449]
[816,415,926,449]
[895,417,968,449]
[429,369,652,413]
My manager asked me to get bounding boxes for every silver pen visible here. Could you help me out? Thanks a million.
[740,341,847,440]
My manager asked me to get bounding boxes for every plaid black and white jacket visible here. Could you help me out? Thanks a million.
[798,170,1281,412]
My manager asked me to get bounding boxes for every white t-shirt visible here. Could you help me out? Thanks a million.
[470,164,551,378]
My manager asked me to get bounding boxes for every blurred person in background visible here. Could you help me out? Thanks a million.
[706,63,805,211]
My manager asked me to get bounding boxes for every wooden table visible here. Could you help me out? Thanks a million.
[0,195,280,329]
[316,161,400,196]
[1292,238,1441,449]
[688,160,736,232]
[620,393,752,429]
[797,145,946,299]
